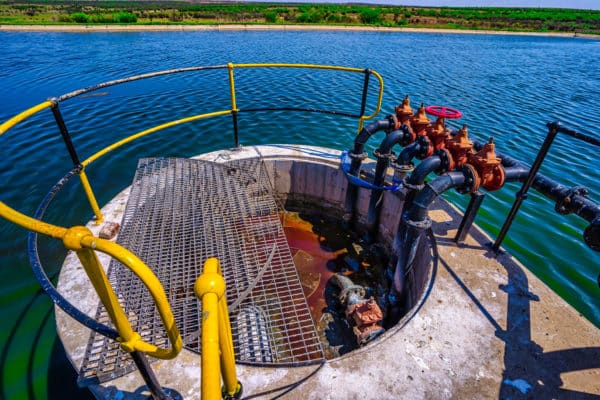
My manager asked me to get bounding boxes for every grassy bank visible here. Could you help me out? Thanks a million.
[1,1,599,34]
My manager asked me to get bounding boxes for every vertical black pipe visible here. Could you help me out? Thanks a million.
[130,351,177,400]
[454,191,486,244]
[344,118,392,225]
[50,100,81,167]
[492,123,559,252]
[366,128,408,241]
[232,110,240,148]
[359,69,371,118]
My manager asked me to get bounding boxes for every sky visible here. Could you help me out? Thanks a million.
[312,1,600,9]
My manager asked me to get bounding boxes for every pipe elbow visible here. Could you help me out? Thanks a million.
[396,142,420,167]
[407,156,442,186]
[377,128,407,156]
[408,172,466,221]
[354,118,392,148]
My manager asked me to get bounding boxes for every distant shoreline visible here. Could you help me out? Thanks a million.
[1,24,599,38]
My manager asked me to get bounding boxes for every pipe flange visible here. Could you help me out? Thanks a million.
[349,151,368,161]
[339,285,366,305]
[391,162,412,171]
[403,182,424,191]
[415,136,432,160]
[434,149,454,174]
[372,148,394,160]
[456,164,480,194]
[404,215,432,229]
[392,161,414,173]
[555,186,589,215]
[386,114,400,132]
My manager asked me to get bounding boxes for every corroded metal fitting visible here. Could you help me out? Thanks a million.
[403,215,432,229]
[427,118,451,151]
[555,186,589,215]
[467,137,505,191]
[348,151,368,160]
[395,95,414,123]
[457,164,481,194]
[412,103,431,126]
[445,124,473,167]
[346,298,385,345]
[402,181,424,191]
[372,148,395,160]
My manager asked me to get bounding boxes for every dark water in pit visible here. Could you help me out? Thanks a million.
[282,211,390,359]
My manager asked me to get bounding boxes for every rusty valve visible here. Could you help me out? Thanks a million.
[346,298,385,345]
[467,137,505,192]
[445,124,474,168]
[331,273,385,345]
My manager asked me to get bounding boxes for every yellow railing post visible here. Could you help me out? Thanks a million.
[227,63,238,112]
[62,226,139,347]
[78,168,104,224]
[62,225,183,359]
[194,258,242,400]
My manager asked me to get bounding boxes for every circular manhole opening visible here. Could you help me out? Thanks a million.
[282,208,433,360]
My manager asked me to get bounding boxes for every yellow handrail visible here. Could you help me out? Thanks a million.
[232,63,385,122]
[0,100,54,136]
[194,258,242,400]
[82,109,232,168]
[63,226,183,359]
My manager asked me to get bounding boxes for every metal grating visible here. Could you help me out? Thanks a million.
[78,157,324,385]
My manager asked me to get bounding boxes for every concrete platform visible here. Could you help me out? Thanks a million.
[56,145,600,399]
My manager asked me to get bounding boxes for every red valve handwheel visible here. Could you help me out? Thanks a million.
[425,105,462,119]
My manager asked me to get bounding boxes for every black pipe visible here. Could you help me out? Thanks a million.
[349,118,393,174]
[471,139,600,250]
[504,165,530,182]
[359,69,371,118]
[366,127,410,240]
[50,100,81,168]
[407,172,467,222]
[400,155,443,218]
[344,117,393,223]
[408,155,443,187]
[393,171,467,297]
[395,141,420,169]
[131,351,179,400]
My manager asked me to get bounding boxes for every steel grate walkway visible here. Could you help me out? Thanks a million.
[78,157,324,385]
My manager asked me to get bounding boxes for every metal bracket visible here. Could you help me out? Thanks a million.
[555,186,589,215]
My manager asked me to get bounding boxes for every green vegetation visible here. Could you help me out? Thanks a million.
[0,1,598,34]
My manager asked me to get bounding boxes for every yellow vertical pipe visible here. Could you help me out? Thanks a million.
[227,63,238,112]
[218,295,241,397]
[195,257,230,400]
[78,169,103,224]
[200,291,221,400]
[64,227,136,343]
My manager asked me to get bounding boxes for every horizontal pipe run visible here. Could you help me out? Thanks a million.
[551,122,600,147]
[473,139,600,224]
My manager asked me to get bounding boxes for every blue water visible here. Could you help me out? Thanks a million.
[0,31,599,399]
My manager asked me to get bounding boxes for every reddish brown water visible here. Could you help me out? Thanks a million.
[281,211,389,350]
